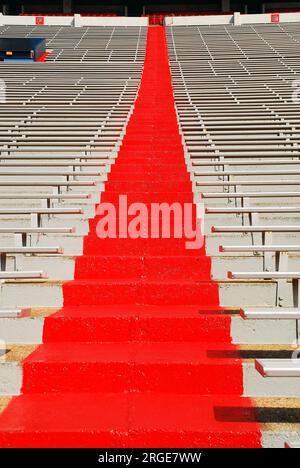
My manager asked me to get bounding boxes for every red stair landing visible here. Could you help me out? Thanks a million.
[0,27,261,448]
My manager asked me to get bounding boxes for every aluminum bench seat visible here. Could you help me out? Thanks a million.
[220,245,300,253]
[192,160,300,167]
[228,272,300,280]
[255,359,300,378]
[212,226,300,233]
[0,170,104,177]
[196,180,300,187]
[0,309,22,318]
[0,247,63,255]
[285,441,300,448]
[0,228,75,234]
[0,194,91,200]
[0,162,109,168]
[0,208,83,216]
[0,155,115,160]
[206,207,300,214]
[0,181,97,188]
[201,192,300,199]
[0,271,47,280]
[194,169,300,177]
[240,308,300,319]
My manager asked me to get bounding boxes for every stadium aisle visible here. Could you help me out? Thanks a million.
[0,27,261,448]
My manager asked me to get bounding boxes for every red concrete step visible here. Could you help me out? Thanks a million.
[121,145,183,152]
[120,134,181,139]
[43,305,231,343]
[63,279,218,306]
[123,136,182,142]
[100,191,193,204]
[21,342,243,394]
[107,172,190,182]
[105,180,192,192]
[83,237,205,256]
[113,161,187,170]
[117,152,185,158]
[109,166,188,176]
[74,255,212,280]
[89,209,199,228]
[0,393,261,448]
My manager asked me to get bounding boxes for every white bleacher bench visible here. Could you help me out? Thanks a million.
[0,170,103,177]
[0,195,91,200]
[285,441,300,448]
[190,151,300,159]
[255,359,300,378]
[201,192,300,199]
[0,208,83,228]
[0,181,97,191]
[195,169,300,177]
[0,161,108,168]
[206,207,300,214]
[228,272,300,280]
[192,160,300,168]
[0,247,63,271]
[0,309,22,318]
[0,193,91,209]
[206,207,300,227]
[211,227,300,247]
[0,227,75,247]
[0,271,48,280]
[0,208,83,214]
[196,180,299,187]
[0,154,114,160]
[0,247,63,255]
[212,226,300,233]
[240,308,300,320]
[220,246,300,253]
[0,227,75,234]
[220,245,300,273]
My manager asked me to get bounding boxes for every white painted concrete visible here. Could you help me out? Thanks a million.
[231,316,297,344]
[165,15,234,26]
[0,13,148,27]
[243,362,300,397]
[0,317,44,344]
[0,363,22,396]
[165,12,300,26]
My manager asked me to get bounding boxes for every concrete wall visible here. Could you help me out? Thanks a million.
[165,14,234,26]
[165,11,300,25]
[242,12,300,23]
[0,13,148,27]
[78,16,148,27]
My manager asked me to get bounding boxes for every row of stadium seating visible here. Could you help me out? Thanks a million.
[0,25,145,288]
[167,23,300,446]
[0,22,299,447]
[0,25,146,61]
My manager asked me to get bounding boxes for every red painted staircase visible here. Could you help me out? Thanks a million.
[0,27,261,448]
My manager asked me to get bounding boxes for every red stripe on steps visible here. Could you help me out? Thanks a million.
[36,51,50,62]
[0,26,261,448]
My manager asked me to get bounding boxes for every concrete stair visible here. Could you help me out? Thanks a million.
[0,26,262,448]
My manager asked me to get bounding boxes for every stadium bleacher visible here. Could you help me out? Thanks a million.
[0,13,299,448]
[167,21,300,446]
[0,25,146,293]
